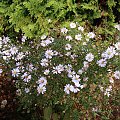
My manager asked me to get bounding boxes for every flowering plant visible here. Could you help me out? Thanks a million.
[0,22,120,119]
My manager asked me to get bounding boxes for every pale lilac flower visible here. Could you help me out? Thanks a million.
[12,68,20,77]
[61,28,68,34]
[72,87,80,93]
[85,53,94,62]
[27,64,34,72]
[83,61,89,70]
[41,39,52,47]
[52,64,64,74]
[22,72,31,82]
[2,36,10,44]
[40,58,49,67]
[25,88,30,93]
[37,85,46,94]
[78,69,83,75]
[97,59,107,67]
[114,71,120,79]
[37,77,47,86]
[64,84,74,94]
[10,46,18,55]
[72,75,81,87]
[16,52,25,60]
[68,71,76,78]
[45,49,54,59]
[103,46,116,59]
[104,86,112,97]
[21,36,26,42]
[66,36,72,41]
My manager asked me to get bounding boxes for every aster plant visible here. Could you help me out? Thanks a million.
[0,22,120,119]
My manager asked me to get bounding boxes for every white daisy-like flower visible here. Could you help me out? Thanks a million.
[61,27,68,34]
[87,32,95,39]
[21,36,26,42]
[78,69,83,75]
[114,70,120,79]
[22,72,31,83]
[115,42,120,50]
[44,69,50,75]
[2,36,10,44]
[72,74,81,87]
[64,84,74,94]
[67,70,76,78]
[65,44,72,50]
[10,46,18,55]
[37,77,47,86]
[40,40,47,47]
[41,39,52,47]
[78,26,84,32]
[41,35,47,40]
[97,59,107,67]
[12,68,20,77]
[45,49,54,59]
[40,58,49,67]
[2,50,11,56]
[66,36,73,41]
[52,64,64,74]
[72,87,80,93]
[37,85,46,94]
[75,34,82,40]
[104,86,112,97]
[85,53,94,62]
[25,88,30,93]
[27,64,34,72]
[70,22,76,28]
[103,46,116,59]
[83,61,89,70]
[16,52,25,60]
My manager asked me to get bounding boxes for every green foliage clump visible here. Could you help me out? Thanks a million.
[0,0,120,38]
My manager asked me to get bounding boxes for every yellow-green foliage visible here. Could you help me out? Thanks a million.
[0,0,120,38]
